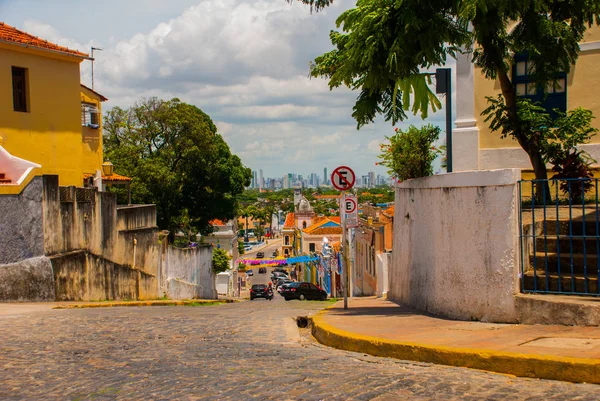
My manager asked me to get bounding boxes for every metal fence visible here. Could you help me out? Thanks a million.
[519,178,600,296]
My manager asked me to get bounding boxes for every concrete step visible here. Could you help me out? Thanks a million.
[532,220,600,236]
[515,293,600,326]
[523,270,600,294]
[534,236,600,254]
[529,252,600,275]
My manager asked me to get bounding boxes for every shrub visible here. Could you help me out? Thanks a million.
[377,124,441,182]
[212,247,231,274]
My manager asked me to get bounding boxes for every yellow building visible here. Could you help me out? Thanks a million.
[453,25,600,173]
[0,22,106,187]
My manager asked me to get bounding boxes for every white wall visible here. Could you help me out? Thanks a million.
[389,169,520,323]
[376,253,390,298]
[160,244,217,300]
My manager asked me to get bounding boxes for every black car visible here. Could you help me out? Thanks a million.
[256,252,265,258]
[250,284,272,300]
[282,282,327,301]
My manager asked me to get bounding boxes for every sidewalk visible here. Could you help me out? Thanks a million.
[0,299,233,317]
[312,297,600,384]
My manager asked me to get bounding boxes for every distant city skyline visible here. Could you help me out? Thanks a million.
[248,167,390,190]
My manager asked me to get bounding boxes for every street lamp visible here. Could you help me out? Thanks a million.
[101,160,114,176]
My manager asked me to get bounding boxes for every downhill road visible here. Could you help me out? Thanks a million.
[1,297,600,400]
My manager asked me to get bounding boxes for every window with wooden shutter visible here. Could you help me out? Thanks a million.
[12,67,28,112]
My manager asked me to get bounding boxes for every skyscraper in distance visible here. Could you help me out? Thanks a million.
[324,167,328,185]
[259,169,264,189]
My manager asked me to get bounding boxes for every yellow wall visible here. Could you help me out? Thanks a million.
[80,87,104,176]
[0,44,101,186]
[474,25,600,150]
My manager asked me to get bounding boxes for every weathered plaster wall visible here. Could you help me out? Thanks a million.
[389,169,520,323]
[0,176,44,264]
[42,175,159,301]
[160,244,216,300]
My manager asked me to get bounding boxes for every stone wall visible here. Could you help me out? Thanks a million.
[389,169,520,323]
[0,177,55,301]
[0,176,44,264]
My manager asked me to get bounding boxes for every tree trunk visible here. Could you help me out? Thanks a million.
[496,69,551,203]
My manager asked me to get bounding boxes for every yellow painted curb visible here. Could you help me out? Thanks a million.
[53,299,234,309]
[311,311,600,384]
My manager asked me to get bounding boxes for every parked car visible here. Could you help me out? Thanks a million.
[246,269,253,276]
[256,252,265,258]
[278,283,292,294]
[258,267,267,274]
[282,282,327,301]
[271,271,288,280]
[250,284,270,300]
[276,277,292,288]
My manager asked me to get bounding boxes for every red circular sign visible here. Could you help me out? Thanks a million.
[331,166,355,191]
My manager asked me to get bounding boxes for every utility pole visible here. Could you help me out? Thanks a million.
[342,192,349,309]
[91,47,103,90]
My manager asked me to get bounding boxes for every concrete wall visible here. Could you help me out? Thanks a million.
[159,243,216,300]
[389,169,520,323]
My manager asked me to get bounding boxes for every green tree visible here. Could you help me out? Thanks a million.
[263,203,277,238]
[300,0,600,185]
[485,97,598,201]
[212,247,231,274]
[104,97,252,237]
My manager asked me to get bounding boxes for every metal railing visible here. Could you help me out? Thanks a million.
[519,178,600,296]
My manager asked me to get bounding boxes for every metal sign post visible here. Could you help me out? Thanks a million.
[332,166,355,310]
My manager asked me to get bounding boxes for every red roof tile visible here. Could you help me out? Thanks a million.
[0,22,88,58]
[283,213,295,229]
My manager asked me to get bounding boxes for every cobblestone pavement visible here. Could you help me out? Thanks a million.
[1,297,600,400]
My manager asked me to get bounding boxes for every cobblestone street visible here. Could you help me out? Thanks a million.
[1,298,599,400]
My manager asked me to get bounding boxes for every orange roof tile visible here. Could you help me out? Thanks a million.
[303,216,341,235]
[103,173,131,182]
[0,22,88,58]
[306,226,342,236]
[210,219,226,226]
[83,172,131,182]
[383,205,395,216]
[283,213,295,229]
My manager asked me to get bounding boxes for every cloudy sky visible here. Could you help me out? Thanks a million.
[1,0,450,179]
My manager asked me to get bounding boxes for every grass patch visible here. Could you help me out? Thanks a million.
[306,298,339,303]
[183,301,224,307]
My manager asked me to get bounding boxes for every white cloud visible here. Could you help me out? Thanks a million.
[12,0,451,178]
